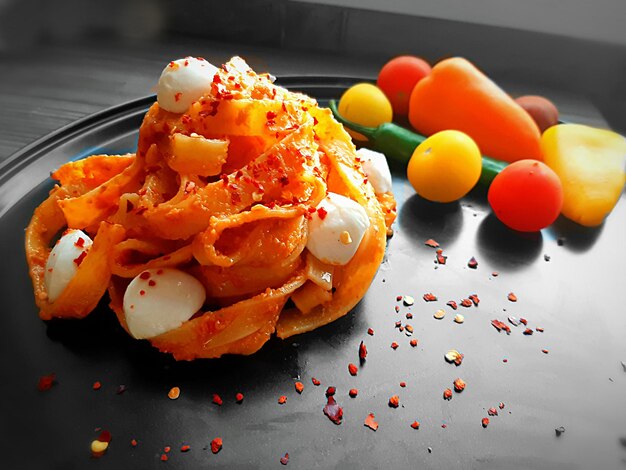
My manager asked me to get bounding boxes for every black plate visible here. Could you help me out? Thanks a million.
[1,78,625,469]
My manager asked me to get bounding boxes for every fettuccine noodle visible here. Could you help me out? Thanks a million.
[25,57,397,360]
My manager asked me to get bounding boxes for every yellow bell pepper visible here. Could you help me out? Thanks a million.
[541,124,626,226]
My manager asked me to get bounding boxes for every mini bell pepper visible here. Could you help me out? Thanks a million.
[408,57,543,163]
[541,123,626,226]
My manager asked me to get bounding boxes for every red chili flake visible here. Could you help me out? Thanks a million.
[348,363,358,376]
[460,298,473,308]
[212,394,223,406]
[131,439,138,447]
[266,111,277,120]
[349,388,358,398]
[325,386,336,397]
[74,237,85,248]
[391,341,399,350]
[508,292,518,302]
[423,293,437,302]
[323,396,343,425]
[235,392,244,403]
[174,92,182,102]
[164,446,171,453]
[523,328,534,335]
[359,341,367,360]
[406,312,413,319]
[436,253,447,264]
[468,294,480,306]
[317,207,328,220]
[388,395,400,408]
[519,318,528,325]
[542,349,549,354]
[447,300,458,310]
[160,454,168,461]
[180,445,190,452]
[410,421,420,429]
[453,378,466,392]
[396,295,403,301]
[499,402,505,409]
[405,324,414,334]
[536,327,544,333]
[93,381,101,390]
[482,417,490,428]
[468,257,478,269]
[441,424,447,429]
[394,306,400,313]
[294,382,304,394]
[443,389,453,400]
[399,381,406,388]
[488,407,498,416]
[367,328,374,336]
[364,413,379,431]
[139,290,146,296]
[410,339,418,347]
[116,384,127,395]
[278,395,287,405]
[148,280,156,287]
[491,319,511,335]
[98,430,112,443]
[424,239,439,248]
[210,437,223,454]
[73,250,88,267]
[139,271,150,280]
[280,452,290,465]
[492,271,499,277]
[503,358,508,363]
[312,377,321,386]
[395,321,402,328]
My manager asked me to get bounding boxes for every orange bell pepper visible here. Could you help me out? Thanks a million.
[408,57,542,163]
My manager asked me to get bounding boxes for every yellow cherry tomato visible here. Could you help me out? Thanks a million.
[407,130,482,202]
[338,83,393,141]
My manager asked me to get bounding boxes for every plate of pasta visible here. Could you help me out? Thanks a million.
[23,57,396,360]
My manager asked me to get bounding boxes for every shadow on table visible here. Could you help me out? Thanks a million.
[398,193,464,246]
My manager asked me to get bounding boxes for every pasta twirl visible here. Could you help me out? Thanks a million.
[25,57,397,360]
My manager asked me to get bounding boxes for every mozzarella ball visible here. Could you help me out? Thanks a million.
[306,192,370,265]
[123,268,206,339]
[157,57,218,113]
[357,148,393,194]
[44,229,93,303]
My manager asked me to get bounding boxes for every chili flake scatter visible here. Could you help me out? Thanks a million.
[323,396,343,425]
[349,388,358,398]
[210,437,223,454]
[410,421,420,430]
[482,418,490,428]
[389,395,400,408]
[348,363,358,376]
[391,341,399,350]
[453,378,466,392]
[92,381,102,391]
[410,339,418,347]
[278,395,287,405]
[364,413,379,431]
[508,292,518,302]
[434,309,446,320]
[294,382,304,394]
[235,392,245,403]
[37,373,56,391]
[425,239,439,248]
[359,341,368,360]
[423,293,437,302]
[212,394,223,406]
[168,387,180,400]
[403,295,415,306]
[468,257,478,269]
[312,377,321,386]
[280,453,290,465]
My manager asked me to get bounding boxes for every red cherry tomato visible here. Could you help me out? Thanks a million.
[488,160,563,232]
[377,56,431,116]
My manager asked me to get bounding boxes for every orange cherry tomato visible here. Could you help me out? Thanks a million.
[377,56,431,116]
[488,160,563,232]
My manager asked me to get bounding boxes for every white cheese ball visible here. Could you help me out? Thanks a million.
[306,192,370,265]
[357,148,393,194]
[44,229,93,303]
[157,57,218,113]
[123,268,206,339]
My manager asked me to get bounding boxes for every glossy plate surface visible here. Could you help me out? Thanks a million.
[1,78,625,469]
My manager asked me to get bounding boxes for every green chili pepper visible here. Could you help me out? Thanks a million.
[328,99,507,187]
